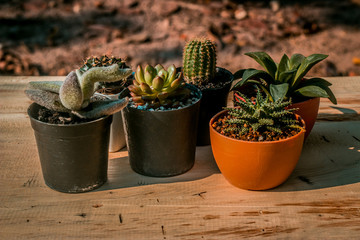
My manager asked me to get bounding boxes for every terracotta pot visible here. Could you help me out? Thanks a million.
[209,109,306,190]
[289,97,320,139]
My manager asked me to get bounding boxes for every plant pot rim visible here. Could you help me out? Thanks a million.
[290,96,320,106]
[27,103,111,128]
[126,84,202,114]
[209,109,306,144]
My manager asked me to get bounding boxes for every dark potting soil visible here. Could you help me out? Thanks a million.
[212,114,301,142]
[195,69,232,91]
[36,108,90,125]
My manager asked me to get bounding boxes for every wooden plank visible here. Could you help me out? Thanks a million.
[0,76,360,239]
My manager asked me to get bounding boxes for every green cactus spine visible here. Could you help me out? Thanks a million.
[183,38,217,86]
[226,89,304,138]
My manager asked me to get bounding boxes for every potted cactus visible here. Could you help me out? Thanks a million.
[25,63,131,193]
[122,64,202,177]
[209,89,306,190]
[232,52,337,138]
[182,37,234,145]
[79,55,133,152]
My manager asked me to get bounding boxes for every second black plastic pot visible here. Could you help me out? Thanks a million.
[197,67,234,145]
[122,84,202,177]
[28,103,112,193]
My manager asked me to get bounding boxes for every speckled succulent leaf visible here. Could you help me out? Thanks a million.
[152,76,164,91]
[135,65,145,84]
[59,71,83,110]
[29,81,63,94]
[183,38,216,86]
[25,89,69,113]
[72,97,129,119]
[144,65,156,85]
[154,64,164,73]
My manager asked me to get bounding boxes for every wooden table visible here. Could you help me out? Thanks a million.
[1,76,359,239]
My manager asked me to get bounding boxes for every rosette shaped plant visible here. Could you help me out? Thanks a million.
[226,89,303,138]
[232,52,337,104]
[128,64,190,107]
[25,62,132,119]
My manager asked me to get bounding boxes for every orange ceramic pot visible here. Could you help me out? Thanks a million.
[289,97,320,139]
[209,110,306,190]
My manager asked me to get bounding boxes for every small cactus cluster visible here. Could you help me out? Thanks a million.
[183,38,216,86]
[25,56,133,119]
[79,55,132,92]
[128,64,190,108]
[225,89,304,138]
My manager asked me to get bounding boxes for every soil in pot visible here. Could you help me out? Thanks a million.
[28,103,112,193]
[212,113,301,142]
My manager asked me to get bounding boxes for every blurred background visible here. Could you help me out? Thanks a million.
[1,0,360,76]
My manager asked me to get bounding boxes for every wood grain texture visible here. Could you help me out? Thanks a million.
[0,76,359,239]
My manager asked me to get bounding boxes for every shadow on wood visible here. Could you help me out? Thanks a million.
[270,121,360,192]
[96,146,220,191]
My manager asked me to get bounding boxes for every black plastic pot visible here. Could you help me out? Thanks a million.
[197,67,234,145]
[122,84,202,177]
[28,103,112,193]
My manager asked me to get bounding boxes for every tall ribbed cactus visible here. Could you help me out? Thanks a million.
[183,38,217,86]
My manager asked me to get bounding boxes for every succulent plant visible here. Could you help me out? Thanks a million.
[79,55,132,92]
[128,64,190,107]
[183,38,216,86]
[231,52,337,104]
[225,89,303,137]
[25,61,133,119]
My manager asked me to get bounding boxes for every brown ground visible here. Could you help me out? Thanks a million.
[1,0,360,77]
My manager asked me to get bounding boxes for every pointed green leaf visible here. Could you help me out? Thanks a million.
[297,77,332,87]
[270,83,289,102]
[293,54,328,88]
[245,52,277,79]
[231,69,273,91]
[278,69,297,84]
[275,54,289,81]
[288,53,305,70]
[233,69,247,80]
[294,85,329,98]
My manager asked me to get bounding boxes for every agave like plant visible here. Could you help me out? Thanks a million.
[128,64,190,108]
[25,63,133,119]
[225,88,303,138]
[231,52,337,104]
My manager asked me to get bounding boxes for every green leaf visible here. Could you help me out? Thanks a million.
[245,52,277,79]
[275,54,289,81]
[270,83,289,102]
[278,69,297,84]
[293,54,328,88]
[288,54,305,70]
[297,77,332,87]
[294,77,337,104]
[294,85,329,98]
[233,69,247,80]
[231,69,272,90]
